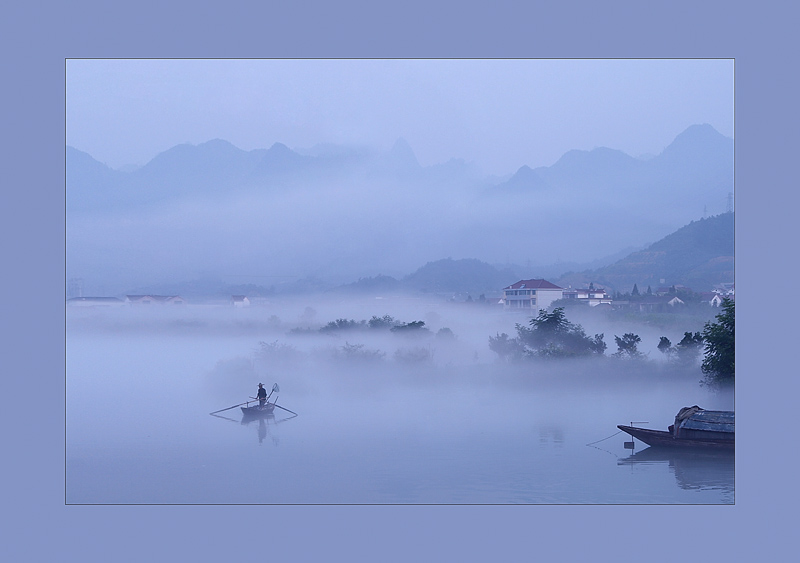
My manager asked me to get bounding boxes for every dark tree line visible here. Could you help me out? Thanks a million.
[489,307,606,360]
[314,315,438,336]
[489,301,735,383]
[657,331,704,365]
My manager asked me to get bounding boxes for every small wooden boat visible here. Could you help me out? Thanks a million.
[618,406,734,450]
[241,403,276,417]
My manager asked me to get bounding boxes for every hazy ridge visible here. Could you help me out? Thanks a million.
[67,124,733,295]
[118,212,732,299]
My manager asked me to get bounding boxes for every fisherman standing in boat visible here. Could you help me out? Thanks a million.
[256,383,267,407]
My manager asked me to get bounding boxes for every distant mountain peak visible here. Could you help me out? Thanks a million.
[678,123,722,137]
[198,138,239,150]
[268,141,292,153]
[389,137,420,168]
[252,142,308,174]
[661,124,731,156]
[552,146,634,167]
[502,165,547,191]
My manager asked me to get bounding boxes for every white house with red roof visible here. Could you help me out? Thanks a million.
[501,279,564,311]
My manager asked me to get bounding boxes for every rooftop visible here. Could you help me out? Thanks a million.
[504,279,563,290]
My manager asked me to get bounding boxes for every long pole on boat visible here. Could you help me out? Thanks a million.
[273,404,298,416]
[209,401,250,415]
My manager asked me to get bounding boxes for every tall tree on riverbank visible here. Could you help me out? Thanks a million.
[613,333,643,358]
[515,307,606,358]
[675,331,704,365]
[701,298,735,384]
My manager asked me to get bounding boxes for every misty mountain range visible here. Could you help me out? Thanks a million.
[67,124,733,295]
[118,211,733,299]
[281,212,733,297]
[554,211,733,293]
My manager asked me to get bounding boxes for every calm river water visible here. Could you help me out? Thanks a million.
[66,309,734,504]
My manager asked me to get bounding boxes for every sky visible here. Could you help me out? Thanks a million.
[66,59,733,176]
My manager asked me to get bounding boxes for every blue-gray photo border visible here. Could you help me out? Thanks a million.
[7,0,788,559]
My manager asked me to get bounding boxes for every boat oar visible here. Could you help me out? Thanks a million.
[273,404,298,416]
[209,401,250,415]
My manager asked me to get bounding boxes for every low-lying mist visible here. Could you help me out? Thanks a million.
[67,293,727,409]
[67,293,733,504]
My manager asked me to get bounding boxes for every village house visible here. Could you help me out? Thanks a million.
[700,292,726,307]
[231,295,251,307]
[655,284,690,296]
[562,285,613,307]
[713,283,735,298]
[632,295,685,313]
[501,279,563,311]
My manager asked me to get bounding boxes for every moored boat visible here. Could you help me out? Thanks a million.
[618,406,734,450]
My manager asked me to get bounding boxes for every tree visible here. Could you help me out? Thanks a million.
[335,342,386,363]
[390,320,430,336]
[488,308,606,360]
[488,332,526,362]
[257,340,302,362]
[657,336,673,358]
[613,333,642,358]
[436,327,456,340]
[588,333,608,355]
[368,315,397,329]
[528,307,570,336]
[701,298,734,384]
[394,346,433,364]
[631,284,640,296]
[320,318,366,333]
[675,331,704,365]
[516,307,606,358]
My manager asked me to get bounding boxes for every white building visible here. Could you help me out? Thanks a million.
[501,279,563,311]
[231,295,251,307]
[562,286,613,307]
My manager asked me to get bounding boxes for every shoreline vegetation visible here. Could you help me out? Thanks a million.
[68,297,734,388]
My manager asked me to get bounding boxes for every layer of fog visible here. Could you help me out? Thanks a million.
[67,293,729,412]
[66,166,715,294]
[67,292,733,504]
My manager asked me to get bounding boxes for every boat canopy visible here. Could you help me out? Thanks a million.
[676,406,735,434]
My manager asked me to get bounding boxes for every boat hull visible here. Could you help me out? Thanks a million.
[617,425,734,450]
[241,404,276,417]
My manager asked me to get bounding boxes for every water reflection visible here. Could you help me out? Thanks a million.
[538,425,564,446]
[210,410,298,446]
[618,447,734,496]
